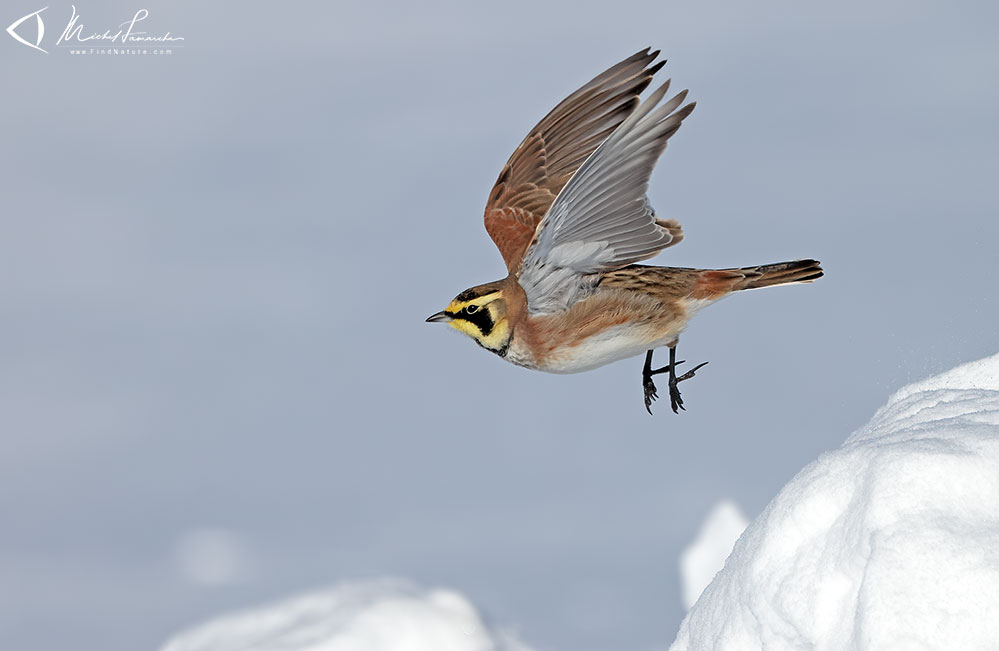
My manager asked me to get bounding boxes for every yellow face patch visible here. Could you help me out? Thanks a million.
[448,315,510,352]
[441,290,510,354]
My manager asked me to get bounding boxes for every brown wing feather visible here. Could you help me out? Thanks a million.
[484,48,666,273]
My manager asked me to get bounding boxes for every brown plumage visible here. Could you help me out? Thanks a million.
[484,48,667,273]
[428,49,822,414]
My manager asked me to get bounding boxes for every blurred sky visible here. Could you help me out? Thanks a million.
[1,1,998,650]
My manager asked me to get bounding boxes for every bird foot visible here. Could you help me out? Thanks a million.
[644,359,706,415]
[667,362,708,414]
[643,373,659,415]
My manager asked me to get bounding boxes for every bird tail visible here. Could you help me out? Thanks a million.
[691,259,822,299]
[735,259,824,290]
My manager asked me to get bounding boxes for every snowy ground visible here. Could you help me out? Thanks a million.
[678,500,747,611]
[162,353,999,650]
[672,352,999,650]
[160,579,530,651]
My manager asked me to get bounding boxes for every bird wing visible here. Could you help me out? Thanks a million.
[483,48,665,274]
[517,81,695,315]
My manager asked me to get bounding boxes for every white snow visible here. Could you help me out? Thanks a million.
[671,353,999,650]
[160,578,531,651]
[679,500,748,610]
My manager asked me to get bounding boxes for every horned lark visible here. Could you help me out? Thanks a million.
[427,48,822,414]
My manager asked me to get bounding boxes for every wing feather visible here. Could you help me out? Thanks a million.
[483,49,665,272]
[518,81,696,314]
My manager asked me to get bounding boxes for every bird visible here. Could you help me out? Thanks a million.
[426,48,822,415]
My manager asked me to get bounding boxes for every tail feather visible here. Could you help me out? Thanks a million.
[738,259,823,290]
[692,259,822,299]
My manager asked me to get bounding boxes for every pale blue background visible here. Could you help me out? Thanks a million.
[1,1,997,649]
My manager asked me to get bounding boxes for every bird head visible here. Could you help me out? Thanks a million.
[426,281,510,355]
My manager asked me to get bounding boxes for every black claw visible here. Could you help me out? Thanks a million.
[643,375,659,415]
[669,380,684,414]
[676,361,709,383]
[668,361,707,413]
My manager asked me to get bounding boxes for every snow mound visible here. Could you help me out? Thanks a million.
[671,353,999,650]
[679,500,748,610]
[160,578,531,651]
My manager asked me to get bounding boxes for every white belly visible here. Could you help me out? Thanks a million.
[507,323,680,374]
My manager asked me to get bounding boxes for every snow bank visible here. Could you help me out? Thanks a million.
[679,500,748,610]
[161,578,531,651]
[671,353,999,650]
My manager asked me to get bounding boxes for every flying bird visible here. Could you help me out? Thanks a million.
[427,49,822,414]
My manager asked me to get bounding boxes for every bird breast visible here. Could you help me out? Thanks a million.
[506,290,690,374]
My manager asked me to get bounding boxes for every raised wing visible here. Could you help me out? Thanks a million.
[518,81,695,314]
[484,49,665,273]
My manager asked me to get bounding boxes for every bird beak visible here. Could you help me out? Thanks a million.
[426,311,451,323]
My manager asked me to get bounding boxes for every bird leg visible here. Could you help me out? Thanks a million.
[642,346,708,415]
[642,350,661,415]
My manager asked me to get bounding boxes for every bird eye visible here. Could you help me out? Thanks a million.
[465,304,479,314]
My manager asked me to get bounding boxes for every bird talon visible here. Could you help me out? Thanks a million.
[643,351,708,415]
[669,382,684,413]
[675,361,708,383]
[668,360,706,413]
[643,375,659,415]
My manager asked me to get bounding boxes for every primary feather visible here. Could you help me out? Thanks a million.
[483,48,667,274]
[518,80,696,314]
